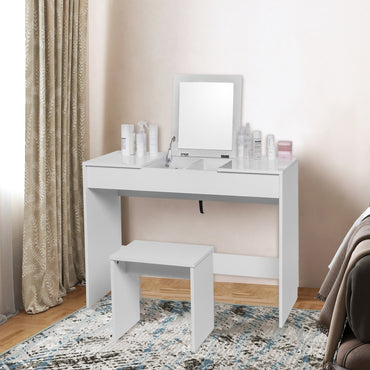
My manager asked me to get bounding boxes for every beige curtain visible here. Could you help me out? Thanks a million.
[23,0,88,314]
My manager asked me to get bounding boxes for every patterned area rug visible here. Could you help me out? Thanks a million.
[0,295,326,369]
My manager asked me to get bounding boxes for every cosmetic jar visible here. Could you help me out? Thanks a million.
[277,140,292,160]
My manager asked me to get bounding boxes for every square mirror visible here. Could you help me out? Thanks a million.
[172,74,242,158]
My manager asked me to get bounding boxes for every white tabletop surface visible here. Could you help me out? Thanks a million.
[83,151,164,169]
[217,157,297,174]
[110,240,214,268]
[83,151,295,174]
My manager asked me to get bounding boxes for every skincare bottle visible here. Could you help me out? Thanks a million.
[252,130,262,160]
[148,124,158,155]
[244,123,253,159]
[237,127,245,158]
[129,132,135,155]
[266,134,276,160]
[136,121,148,157]
[121,124,135,156]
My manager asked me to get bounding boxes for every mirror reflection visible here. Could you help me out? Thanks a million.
[178,82,234,151]
[173,74,242,158]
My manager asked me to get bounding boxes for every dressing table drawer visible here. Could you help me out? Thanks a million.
[217,172,280,199]
[85,166,280,200]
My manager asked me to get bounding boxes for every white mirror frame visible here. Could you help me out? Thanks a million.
[172,74,242,158]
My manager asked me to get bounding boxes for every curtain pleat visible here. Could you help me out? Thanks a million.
[23,0,88,314]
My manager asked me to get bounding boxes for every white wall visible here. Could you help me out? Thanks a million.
[1,1,24,309]
[89,0,370,287]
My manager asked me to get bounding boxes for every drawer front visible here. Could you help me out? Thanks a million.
[84,166,280,199]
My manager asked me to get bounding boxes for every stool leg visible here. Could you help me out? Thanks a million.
[110,260,140,340]
[190,255,214,352]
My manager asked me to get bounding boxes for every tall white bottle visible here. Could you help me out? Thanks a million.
[136,121,148,157]
[244,123,253,159]
[121,124,135,156]
[237,127,245,158]
[252,130,262,160]
[266,134,276,160]
[148,124,158,155]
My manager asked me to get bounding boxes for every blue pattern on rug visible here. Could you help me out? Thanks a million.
[0,296,326,369]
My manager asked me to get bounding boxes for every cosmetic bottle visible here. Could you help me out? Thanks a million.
[148,124,158,155]
[121,124,135,156]
[136,121,148,157]
[129,132,135,155]
[252,130,262,160]
[237,127,245,158]
[266,134,276,160]
[244,123,253,159]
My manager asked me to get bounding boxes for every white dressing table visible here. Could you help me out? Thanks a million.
[83,151,298,327]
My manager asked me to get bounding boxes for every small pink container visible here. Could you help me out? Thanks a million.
[278,141,292,160]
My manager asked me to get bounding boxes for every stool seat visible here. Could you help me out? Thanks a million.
[110,240,213,268]
[109,240,214,352]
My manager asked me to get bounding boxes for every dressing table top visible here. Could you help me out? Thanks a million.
[84,151,296,175]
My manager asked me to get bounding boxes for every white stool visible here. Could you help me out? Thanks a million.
[109,240,214,352]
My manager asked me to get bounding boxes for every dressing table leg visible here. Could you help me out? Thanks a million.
[83,185,121,308]
[279,161,299,327]
[191,254,214,352]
